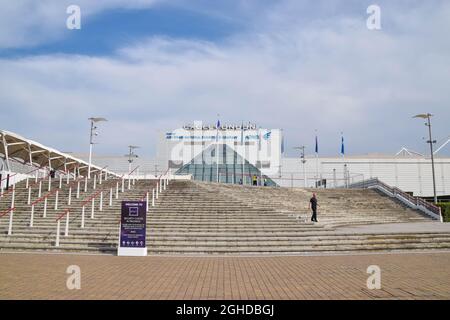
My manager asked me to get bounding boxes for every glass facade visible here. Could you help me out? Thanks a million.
[176,144,277,186]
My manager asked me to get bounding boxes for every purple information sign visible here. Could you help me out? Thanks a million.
[120,201,147,248]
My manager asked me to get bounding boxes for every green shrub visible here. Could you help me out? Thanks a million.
[437,203,450,222]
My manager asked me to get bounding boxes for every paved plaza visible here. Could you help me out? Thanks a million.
[1,251,450,300]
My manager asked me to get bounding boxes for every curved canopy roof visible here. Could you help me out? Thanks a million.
[0,129,118,177]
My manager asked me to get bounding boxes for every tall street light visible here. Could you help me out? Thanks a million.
[294,146,307,188]
[125,145,140,173]
[413,113,437,204]
[88,117,107,179]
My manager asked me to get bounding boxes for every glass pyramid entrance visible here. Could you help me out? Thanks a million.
[175,144,277,186]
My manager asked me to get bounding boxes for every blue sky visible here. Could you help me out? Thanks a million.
[0,0,449,157]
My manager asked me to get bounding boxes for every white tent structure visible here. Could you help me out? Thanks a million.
[0,129,118,178]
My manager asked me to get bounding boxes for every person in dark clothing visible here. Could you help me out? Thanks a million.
[252,175,257,186]
[309,193,319,222]
[50,169,56,178]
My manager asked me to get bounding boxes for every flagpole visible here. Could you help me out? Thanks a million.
[216,117,220,183]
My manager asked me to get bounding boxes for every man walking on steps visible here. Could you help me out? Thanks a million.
[309,193,319,222]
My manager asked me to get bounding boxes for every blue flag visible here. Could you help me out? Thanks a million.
[341,135,345,155]
[315,136,319,154]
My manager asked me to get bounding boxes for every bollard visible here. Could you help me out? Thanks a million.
[43,197,47,218]
[81,206,85,228]
[54,190,59,210]
[48,176,52,191]
[65,212,70,237]
[152,188,155,207]
[38,181,42,198]
[122,178,125,193]
[68,187,72,205]
[77,181,80,199]
[7,186,15,236]
[116,182,119,199]
[30,205,34,227]
[59,175,63,188]
[93,175,97,190]
[100,192,103,212]
[84,177,88,192]
[91,198,95,219]
[146,192,149,213]
[27,187,32,205]
[55,220,61,247]
[109,188,113,206]
[156,183,159,199]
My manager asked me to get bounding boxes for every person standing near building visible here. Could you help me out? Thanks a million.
[309,193,319,222]
[252,175,257,186]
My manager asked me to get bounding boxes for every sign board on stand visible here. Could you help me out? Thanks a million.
[118,201,147,256]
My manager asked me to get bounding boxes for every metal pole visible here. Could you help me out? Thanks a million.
[121,178,125,193]
[88,121,94,179]
[146,192,149,213]
[427,115,438,204]
[43,197,47,218]
[99,170,103,185]
[100,192,103,211]
[93,175,97,190]
[7,186,15,236]
[156,183,159,199]
[109,188,113,206]
[77,181,80,199]
[55,220,61,247]
[81,206,85,228]
[27,187,32,205]
[65,212,70,236]
[26,177,29,189]
[91,198,95,219]
[38,181,42,198]
[30,205,34,227]
[116,182,119,199]
[68,187,72,205]
[59,175,62,188]
[152,188,155,207]
[54,190,59,210]
[84,176,88,192]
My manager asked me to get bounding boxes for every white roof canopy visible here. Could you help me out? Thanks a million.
[0,129,118,177]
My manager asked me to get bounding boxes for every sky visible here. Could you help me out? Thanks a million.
[0,0,449,157]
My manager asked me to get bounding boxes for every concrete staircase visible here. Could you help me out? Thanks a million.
[1,179,449,255]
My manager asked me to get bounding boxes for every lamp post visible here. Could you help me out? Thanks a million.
[87,117,107,179]
[413,113,438,204]
[294,146,307,188]
[125,145,140,174]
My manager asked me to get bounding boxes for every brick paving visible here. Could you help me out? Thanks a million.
[1,252,450,300]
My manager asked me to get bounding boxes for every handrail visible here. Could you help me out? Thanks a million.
[0,206,15,218]
[348,177,442,219]
[55,166,140,222]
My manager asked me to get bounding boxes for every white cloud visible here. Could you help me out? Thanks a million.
[0,1,449,156]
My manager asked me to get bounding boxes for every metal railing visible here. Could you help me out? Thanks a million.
[347,177,443,222]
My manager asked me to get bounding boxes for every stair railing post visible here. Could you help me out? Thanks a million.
[81,206,85,228]
[38,181,42,198]
[99,171,103,185]
[93,175,97,190]
[76,181,80,199]
[43,197,47,218]
[66,171,70,184]
[91,198,95,219]
[54,190,59,210]
[128,177,131,190]
[65,212,70,237]
[109,188,113,206]
[146,192,149,213]
[68,187,72,205]
[159,180,162,193]
[59,175,63,189]
[7,186,15,236]
[100,192,103,212]
[84,176,88,192]
[27,187,32,205]
[156,183,159,199]
[152,188,155,207]
[55,220,61,247]
[122,178,125,193]
[116,182,119,199]
[30,205,34,227]
[26,177,29,189]
[48,175,51,191]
